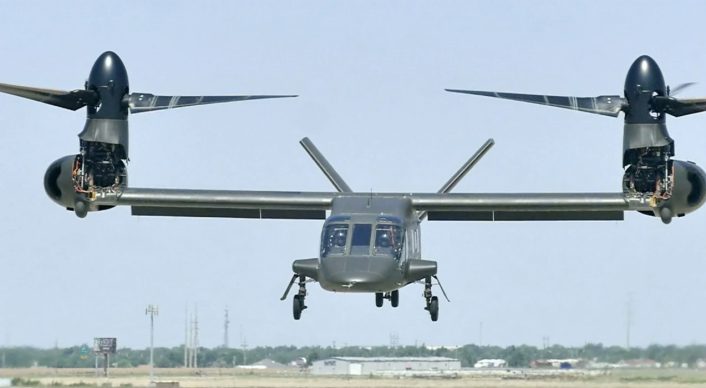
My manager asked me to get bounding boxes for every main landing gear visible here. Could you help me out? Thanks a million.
[423,276,449,322]
[375,290,399,308]
[281,274,309,320]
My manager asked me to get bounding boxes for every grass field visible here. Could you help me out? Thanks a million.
[2,367,706,388]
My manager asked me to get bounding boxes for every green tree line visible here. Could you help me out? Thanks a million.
[0,343,704,368]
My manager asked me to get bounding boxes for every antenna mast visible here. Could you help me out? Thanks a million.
[223,307,230,348]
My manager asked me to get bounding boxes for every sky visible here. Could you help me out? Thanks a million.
[1,1,706,350]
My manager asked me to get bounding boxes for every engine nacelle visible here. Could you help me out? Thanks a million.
[44,146,127,218]
[624,157,706,223]
[656,160,706,221]
[44,155,80,211]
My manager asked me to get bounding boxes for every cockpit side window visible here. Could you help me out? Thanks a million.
[321,224,349,256]
[350,223,373,255]
[374,224,403,258]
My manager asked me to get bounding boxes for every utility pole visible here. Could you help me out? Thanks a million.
[223,308,230,348]
[241,337,248,366]
[191,307,199,369]
[389,332,399,348]
[184,306,188,368]
[146,305,159,385]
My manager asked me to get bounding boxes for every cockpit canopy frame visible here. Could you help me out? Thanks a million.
[320,215,404,258]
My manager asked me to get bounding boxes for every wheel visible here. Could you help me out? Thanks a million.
[390,290,399,308]
[429,296,439,321]
[293,295,303,320]
[375,292,384,307]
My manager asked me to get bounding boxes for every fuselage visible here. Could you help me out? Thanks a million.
[312,195,430,293]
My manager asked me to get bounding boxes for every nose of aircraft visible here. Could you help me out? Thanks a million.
[321,256,397,290]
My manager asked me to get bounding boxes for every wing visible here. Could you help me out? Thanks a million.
[408,192,649,221]
[93,188,335,219]
[91,189,649,221]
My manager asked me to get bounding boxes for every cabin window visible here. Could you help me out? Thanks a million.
[321,224,349,256]
[374,224,403,258]
[350,223,372,255]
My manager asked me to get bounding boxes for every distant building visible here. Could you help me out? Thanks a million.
[237,358,288,370]
[289,357,307,368]
[530,359,584,369]
[618,359,660,368]
[474,359,507,368]
[311,356,461,375]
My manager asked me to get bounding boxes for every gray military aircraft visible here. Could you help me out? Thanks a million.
[3,54,706,321]
[47,135,665,322]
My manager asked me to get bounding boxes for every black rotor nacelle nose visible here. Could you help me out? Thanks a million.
[623,55,667,124]
[624,55,666,95]
[86,51,130,120]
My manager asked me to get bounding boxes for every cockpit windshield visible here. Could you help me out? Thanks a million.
[374,224,403,258]
[321,224,349,256]
[322,220,404,258]
[350,223,373,255]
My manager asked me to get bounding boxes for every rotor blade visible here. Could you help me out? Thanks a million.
[127,93,297,113]
[300,137,353,193]
[652,96,706,117]
[670,82,696,96]
[445,89,626,117]
[0,82,97,111]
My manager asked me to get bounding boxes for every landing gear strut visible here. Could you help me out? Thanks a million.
[423,276,449,322]
[282,274,308,320]
[375,290,399,308]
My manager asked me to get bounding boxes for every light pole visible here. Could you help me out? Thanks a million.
[146,305,159,385]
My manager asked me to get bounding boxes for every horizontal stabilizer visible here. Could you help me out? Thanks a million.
[128,93,297,113]
[427,210,624,221]
[445,89,626,117]
[132,206,325,219]
[0,82,98,110]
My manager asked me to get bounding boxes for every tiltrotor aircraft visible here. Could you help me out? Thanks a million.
[2,54,706,321]
[447,55,706,224]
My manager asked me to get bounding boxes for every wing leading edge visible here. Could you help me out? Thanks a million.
[93,188,335,220]
[90,189,648,221]
[409,192,638,221]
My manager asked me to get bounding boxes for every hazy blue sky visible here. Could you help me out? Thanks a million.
[1,1,706,350]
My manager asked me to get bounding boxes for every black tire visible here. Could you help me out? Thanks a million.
[429,296,439,321]
[293,295,303,320]
[375,292,384,307]
[391,290,399,308]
